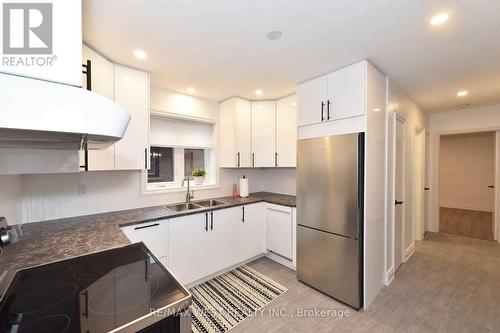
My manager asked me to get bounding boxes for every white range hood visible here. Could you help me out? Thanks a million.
[0,73,131,150]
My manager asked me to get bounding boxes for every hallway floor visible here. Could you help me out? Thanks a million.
[439,207,493,240]
[232,232,500,332]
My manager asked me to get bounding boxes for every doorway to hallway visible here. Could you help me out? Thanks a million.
[438,132,496,240]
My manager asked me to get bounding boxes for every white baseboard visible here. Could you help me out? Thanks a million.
[385,266,395,286]
[266,251,296,271]
[404,243,415,262]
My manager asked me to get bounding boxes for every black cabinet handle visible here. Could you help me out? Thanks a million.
[242,206,245,223]
[321,101,325,121]
[237,152,240,167]
[144,148,148,169]
[252,153,255,167]
[205,213,209,231]
[488,185,495,189]
[82,60,92,91]
[275,152,278,167]
[210,211,214,230]
[424,187,430,191]
[395,200,404,205]
[134,223,160,230]
[82,291,89,318]
[327,100,331,120]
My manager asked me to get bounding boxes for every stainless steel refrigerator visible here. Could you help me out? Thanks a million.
[297,133,364,309]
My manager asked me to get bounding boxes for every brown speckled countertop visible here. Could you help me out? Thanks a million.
[0,191,295,298]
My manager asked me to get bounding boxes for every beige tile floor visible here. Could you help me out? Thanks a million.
[232,232,500,332]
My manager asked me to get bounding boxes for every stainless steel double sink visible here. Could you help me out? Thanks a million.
[164,199,227,212]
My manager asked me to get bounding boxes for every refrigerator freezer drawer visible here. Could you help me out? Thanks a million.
[297,225,362,309]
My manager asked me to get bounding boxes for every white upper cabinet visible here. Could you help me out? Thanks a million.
[219,98,251,167]
[298,61,368,127]
[82,45,114,100]
[251,101,276,167]
[81,45,115,171]
[326,61,366,121]
[114,65,150,170]
[235,99,252,167]
[297,75,327,127]
[276,95,297,167]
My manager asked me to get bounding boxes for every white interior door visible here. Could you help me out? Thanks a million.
[394,116,405,272]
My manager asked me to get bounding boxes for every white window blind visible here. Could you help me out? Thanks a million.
[150,116,214,148]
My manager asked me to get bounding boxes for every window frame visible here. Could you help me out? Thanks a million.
[141,112,220,195]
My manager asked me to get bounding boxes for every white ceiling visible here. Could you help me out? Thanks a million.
[83,0,500,113]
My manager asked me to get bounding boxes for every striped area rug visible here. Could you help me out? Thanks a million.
[190,265,287,333]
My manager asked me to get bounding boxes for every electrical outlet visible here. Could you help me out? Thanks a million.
[79,183,88,196]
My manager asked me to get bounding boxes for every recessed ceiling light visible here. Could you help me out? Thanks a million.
[430,13,449,26]
[456,90,468,97]
[133,49,147,59]
[255,89,263,96]
[267,31,283,40]
[187,87,196,94]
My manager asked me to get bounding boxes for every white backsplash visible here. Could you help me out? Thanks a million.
[10,168,296,223]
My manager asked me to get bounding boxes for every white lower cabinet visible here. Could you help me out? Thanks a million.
[121,220,167,259]
[207,207,242,275]
[239,203,267,261]
[266,204,293,260]
[167,213,208,285]
[122,202,294,287]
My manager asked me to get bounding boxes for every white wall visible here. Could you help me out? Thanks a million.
[0,175,23,224]
[0,87,297,224]
[428,104,500,233]
[385,80,428,284]
[439,132,495,212]
[18,167,295,223]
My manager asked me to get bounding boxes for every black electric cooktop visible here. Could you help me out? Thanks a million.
[0,243,190,333]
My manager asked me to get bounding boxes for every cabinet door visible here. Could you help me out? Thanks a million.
[168,213,208,285]
[267,205,293,260]
[235,99,252,167]
[251,101,276,167]
[239,204,266,261]
[326,61,366,121]
[114,65,150,170]
[81,45,115,170]
[208,207,241,275]
[276,95,297,167]
[121,220,167,259]
[297,76,327,127]
[219,99,237,167]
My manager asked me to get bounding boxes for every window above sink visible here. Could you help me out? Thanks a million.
[142,115,218,195]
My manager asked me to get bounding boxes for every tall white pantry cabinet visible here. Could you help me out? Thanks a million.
[297,60,387,309]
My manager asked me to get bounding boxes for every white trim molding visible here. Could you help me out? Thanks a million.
[404,242,415,262]
[385,266,395,286]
